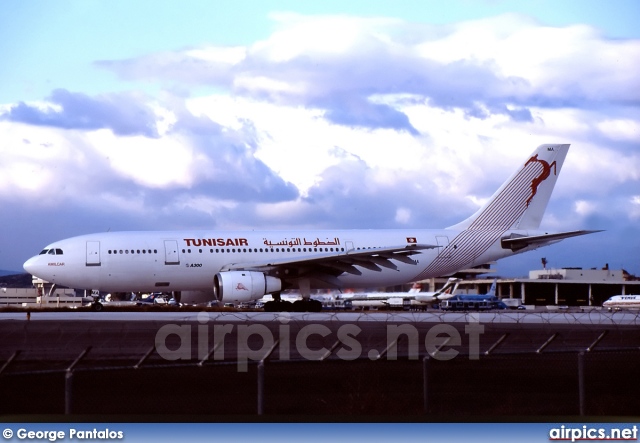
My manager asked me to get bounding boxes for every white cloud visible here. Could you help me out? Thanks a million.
[630,196,640,221]
[86,129,204,189]
[395,207,411,224]
[168,196,238,217]
[596,118,640,141]
[416,14,640,103]
[185,46,246,65]
[0,122,83,201]
[256,12,400,62]
[574,199,598,217]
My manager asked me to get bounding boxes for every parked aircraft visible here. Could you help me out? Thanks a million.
[344,277,460,309]
[23,144,599,312]
[603,295,640,310]
[457,279,497,297]
[440,279,504,311]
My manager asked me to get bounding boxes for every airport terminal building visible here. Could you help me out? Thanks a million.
[420,266,640,307]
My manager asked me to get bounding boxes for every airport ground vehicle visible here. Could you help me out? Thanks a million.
[137,293,169,305]
[440,294,507,311]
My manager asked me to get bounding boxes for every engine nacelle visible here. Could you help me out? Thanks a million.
[213,271,282,303]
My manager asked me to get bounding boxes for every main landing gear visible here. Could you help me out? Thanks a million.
[292,299,322,312]
[262,293,322,312]
[263,299,292,312]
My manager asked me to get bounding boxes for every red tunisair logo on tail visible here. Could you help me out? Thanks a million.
[524,154,557,207]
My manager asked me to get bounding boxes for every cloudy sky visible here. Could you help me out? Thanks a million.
[1,0,639,278]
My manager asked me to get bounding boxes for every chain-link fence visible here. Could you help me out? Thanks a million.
[1,350,638,417]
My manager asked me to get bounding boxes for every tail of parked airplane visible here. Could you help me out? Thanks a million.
[414,144,599,279]
[487,279,497,296]
[448,144,570,231]
[435,277,460,297]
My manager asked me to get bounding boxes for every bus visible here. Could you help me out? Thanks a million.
[440,294,507,311]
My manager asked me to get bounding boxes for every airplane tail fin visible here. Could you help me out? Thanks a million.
[448,144,570,231]
[487,279,497,296]
[435,277,460,299]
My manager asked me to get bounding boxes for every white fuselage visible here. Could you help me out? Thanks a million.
[341,281,458,307]
[23,227,536,294]
[603,295,640,310]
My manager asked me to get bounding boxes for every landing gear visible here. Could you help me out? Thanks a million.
[292,299,322,312]
[264,300,293,312]
[264,299,321,312]
[262,279,323,312]
[91,302,103,312]
[262,292,290,312]
[291,278,322,312]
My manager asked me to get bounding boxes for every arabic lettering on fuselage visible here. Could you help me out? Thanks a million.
[181,237,341,248]
[262,237,341,248]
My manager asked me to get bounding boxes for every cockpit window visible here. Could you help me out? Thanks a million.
[43,248,64,255]
[39,249,50,255]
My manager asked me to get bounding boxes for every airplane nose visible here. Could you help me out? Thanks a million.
[23,256,39,275]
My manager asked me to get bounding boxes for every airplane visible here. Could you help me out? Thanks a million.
[456,278,497,297]
[440,279,503,311]
[343,277,461,309]
[602,295,640,311]
[23,143,601,312]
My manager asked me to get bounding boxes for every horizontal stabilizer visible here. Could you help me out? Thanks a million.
[501,230,603,251]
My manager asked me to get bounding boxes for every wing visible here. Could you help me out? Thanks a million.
[501,230,603,252]
[221,244,437,287]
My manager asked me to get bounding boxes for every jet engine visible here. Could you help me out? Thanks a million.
[213,271,282,303]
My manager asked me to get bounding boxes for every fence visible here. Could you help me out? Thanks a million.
[1,348,638,417]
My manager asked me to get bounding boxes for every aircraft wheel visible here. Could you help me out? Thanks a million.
[91,302,103,312]
[309,299,322,312]
[292,300,306,312]
[264,300,293,312]
[292,299,322,312]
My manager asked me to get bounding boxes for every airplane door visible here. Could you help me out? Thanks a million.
[86,241,101,266]
[435,236,451,258]
[164,240,180,265]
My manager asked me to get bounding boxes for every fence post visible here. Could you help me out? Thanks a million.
[64,347,91,415]
[423,356,430,414]
[578,351,586,416]
[64,371,73,415]
[257,361,265,415]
